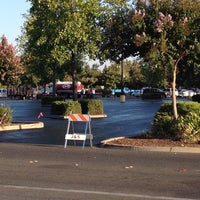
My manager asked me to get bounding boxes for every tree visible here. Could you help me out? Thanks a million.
[0,35,23,86]
[100,1,142,61]
[22,0,105,100]
[130,0,200,119]
[79,64,101,89]
[101,64,121,89]
[127,60,146,88]
[21,0,68,95]
[101,9,129,61]
[176,9,200,88]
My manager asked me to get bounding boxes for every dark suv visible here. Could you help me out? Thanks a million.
[141,88,166,99]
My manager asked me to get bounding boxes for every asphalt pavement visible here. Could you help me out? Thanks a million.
[0,143,200,200]
[0,99,199,154]
[0,99,168,145]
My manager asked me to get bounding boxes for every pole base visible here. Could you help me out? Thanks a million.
[120,94,126,103]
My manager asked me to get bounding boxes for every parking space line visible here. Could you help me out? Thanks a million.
[0,184,198,200]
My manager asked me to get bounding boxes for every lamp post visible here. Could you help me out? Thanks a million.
[120,58,126,103]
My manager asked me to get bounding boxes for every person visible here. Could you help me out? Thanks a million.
[81,88,86,99]
[91,88,95,99]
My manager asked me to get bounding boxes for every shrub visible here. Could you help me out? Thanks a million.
[177,101,200,115]
[151,102,200,142]
[0,106,12,125]
[41,95,65,105]
[151,112,177,139]
[36,93,43,99]
[177,111,200,143]
[102,89,112,97]
[79,99,104,115]
[51,101,82,115]
[192,94,200,103]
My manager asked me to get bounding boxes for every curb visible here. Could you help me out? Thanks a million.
[0,121,44,131]
[101,137,200,154]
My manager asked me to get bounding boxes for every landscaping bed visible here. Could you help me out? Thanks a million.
[106,137,200,147]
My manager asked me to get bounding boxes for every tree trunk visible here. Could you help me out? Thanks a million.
[172,62,178,120]
[71,52,77,101]
[172,51,188,120]
[120,59,124,95]
[52,64,56,97]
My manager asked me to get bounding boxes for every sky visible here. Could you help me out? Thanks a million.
[0,0,110,68]
[0,0,30,46]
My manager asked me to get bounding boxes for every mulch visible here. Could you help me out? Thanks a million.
[107,137,200,147]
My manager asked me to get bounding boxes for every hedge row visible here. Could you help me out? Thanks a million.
[51,99,104,116]
[41,95,65,105]
[51,101,81,115]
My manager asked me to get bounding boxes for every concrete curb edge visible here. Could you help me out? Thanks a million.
[0,121,44,131]
[101,137,200,154]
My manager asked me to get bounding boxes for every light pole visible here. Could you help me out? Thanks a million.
[120,58,126,103]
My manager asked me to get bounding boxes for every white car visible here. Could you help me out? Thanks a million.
[188,90,196,97]
[132,90,141,97]
[164,88,178,97]
[178,89,196,97]
[40,88,53,94]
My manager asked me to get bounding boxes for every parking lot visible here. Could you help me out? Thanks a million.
[0,98,182,146]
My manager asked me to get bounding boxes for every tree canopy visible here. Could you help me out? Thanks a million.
[99,0,200,118]
[0,36,23,86]
[17,0,199,103]
[20,0,132,98]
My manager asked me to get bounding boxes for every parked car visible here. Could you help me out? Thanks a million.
[111,87,134,96]
[178,89,196,97]
[39,87,53,94]
[132,89,141,97]
[163,88,178,98]
[141,88,166,99]
[0,88,7,97]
